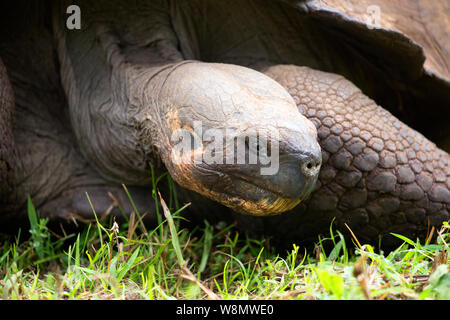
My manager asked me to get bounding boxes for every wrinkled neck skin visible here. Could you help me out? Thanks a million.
[55,21,184,185]
[126,60,196,171]
[54,2,321,215]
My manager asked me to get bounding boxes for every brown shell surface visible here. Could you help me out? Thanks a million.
[284,0,450,82]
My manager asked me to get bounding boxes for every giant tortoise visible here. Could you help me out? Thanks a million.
[0,0,449,248]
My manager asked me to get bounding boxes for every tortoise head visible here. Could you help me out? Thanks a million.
[153,62,321,215]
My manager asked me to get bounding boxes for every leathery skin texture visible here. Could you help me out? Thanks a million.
[233,65,450,246]
[0,58,15,208]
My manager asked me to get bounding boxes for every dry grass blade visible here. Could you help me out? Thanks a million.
[404,274,429,282]
[426,226,435,245]
[345,223,362,250]
[430,249,448,275]
[107,219,118,273]
[314,245,321,267]
[429,224,449,276]
[277,289,306,300]
[353,256,371,300]
[437,227,448,248]
[180,265,220,300]
[102,192,119,220]
[346,223,373,299]
[127,211,136,241]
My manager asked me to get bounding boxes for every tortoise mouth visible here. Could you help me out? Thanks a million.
[224,174,314,216]
[228,172,286,198]
[190,150,321,216]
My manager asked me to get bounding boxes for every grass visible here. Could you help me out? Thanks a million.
[0,171,449,300]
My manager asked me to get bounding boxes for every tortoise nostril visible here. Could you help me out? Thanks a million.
[301,156,321,177]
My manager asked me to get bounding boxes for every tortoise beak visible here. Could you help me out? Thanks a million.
[212,147,321,215]
[229,150,321,198]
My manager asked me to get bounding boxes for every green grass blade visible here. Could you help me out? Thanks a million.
[391,233,416,247]
[85,192,104,248]
[158,191,185,266]
[199,220,213,273]
[118,248,141,282]
[27,196,38,230]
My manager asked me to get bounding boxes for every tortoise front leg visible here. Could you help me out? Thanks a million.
[40,184,160,225]
[262,65,450,245]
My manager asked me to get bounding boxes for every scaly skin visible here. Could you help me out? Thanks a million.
[239,65,449,245]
